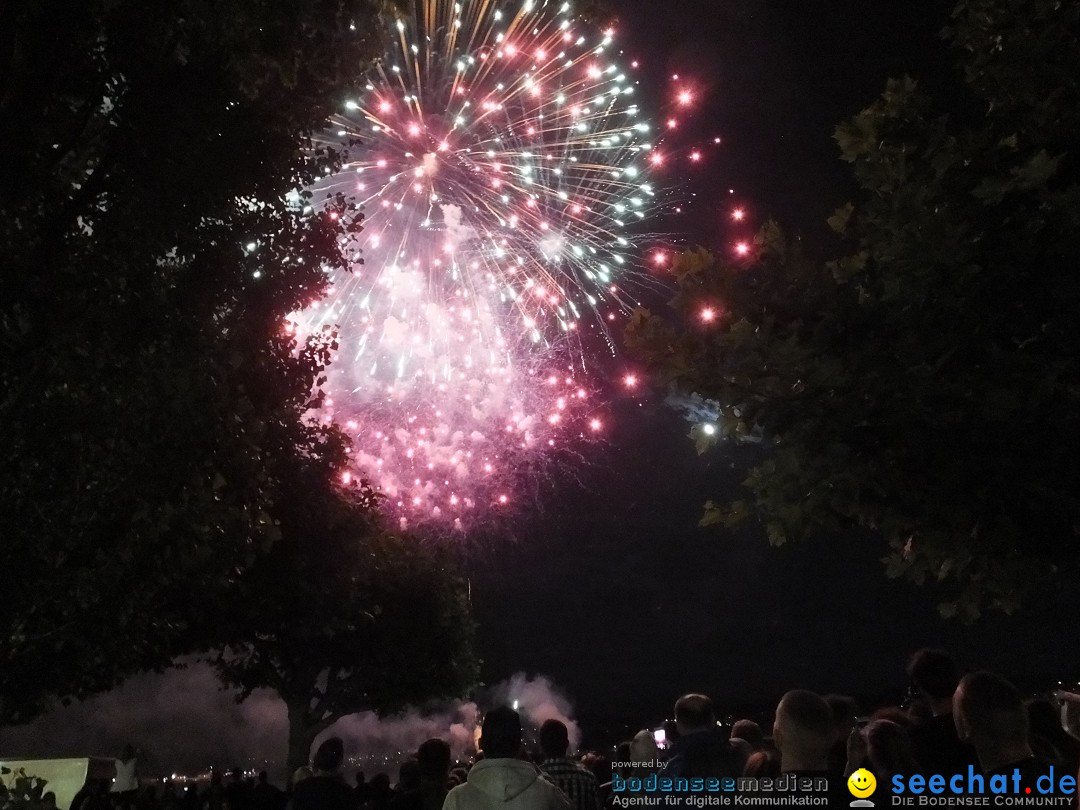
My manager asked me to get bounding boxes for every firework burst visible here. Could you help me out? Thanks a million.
[301,0,676,531]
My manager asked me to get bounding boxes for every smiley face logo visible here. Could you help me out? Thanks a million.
[847,768,877,799]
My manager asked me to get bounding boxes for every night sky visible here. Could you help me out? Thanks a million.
[468,0,1080,741]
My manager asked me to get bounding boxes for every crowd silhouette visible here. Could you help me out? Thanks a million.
[44,650,1080,810]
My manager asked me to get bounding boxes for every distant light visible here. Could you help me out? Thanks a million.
[624,374,638,388]
[735,241,750,256]
[678,90,692,105]
[703,424,716,436]
[732,208,745,221]
[700,307,716,322]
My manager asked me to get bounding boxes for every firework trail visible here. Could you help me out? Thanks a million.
[301,0,686,531]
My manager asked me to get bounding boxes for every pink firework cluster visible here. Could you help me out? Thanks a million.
[298,0,712,531]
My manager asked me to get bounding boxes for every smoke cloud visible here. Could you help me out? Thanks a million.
[0,664,579,783]
[440,203,475,249]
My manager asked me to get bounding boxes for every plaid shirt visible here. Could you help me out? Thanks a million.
[540,758,601,810]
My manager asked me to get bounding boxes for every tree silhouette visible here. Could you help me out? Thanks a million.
[627,0,1080,619]
[210,440,477,772]
[0,0,386,719]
